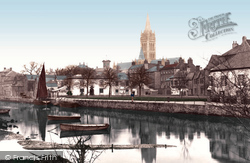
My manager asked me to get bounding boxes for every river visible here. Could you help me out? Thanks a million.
[0,101,249,163]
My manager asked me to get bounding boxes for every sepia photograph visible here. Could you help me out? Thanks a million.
[0,0,249,162]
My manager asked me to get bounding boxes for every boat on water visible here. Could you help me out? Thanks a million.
[0,109,10,114]
[60,123,110,131]
[47,119,81,125]
[47,115,81,120]
[33,64,50,105]
[60,129,110,138]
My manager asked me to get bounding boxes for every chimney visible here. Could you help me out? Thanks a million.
[10,67,12,71]
[242,36,247,43]
[4,67,6,70]
[188,58,193,65]
[196,65,200,71]
[165,60,170,65]
[232,41,238,48]
[132,61,136,66]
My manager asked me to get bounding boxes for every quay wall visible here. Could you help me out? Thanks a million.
[59,98,235,117]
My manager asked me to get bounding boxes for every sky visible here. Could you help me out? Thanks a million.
[0,0,249,73]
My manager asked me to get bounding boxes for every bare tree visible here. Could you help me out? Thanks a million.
[54,65,78,94]
[79,67,96,97]
[66,136,103,163]
[102,68,118,97]
[21,61,43,75]
[130,66,151,96]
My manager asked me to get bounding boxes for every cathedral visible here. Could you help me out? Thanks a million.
[140,14,156,63]
[114,14,178,71]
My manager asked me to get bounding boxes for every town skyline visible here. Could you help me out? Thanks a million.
[1,0,250,73]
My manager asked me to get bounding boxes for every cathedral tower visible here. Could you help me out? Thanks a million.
[140,14,156,63]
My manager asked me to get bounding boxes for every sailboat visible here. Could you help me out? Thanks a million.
[33,64,50,105]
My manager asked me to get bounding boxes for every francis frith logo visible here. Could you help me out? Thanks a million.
[188,12,237,41]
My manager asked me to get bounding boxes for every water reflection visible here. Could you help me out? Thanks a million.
[0,101,250,163]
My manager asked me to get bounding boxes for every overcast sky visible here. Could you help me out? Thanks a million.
[0,0,249,73]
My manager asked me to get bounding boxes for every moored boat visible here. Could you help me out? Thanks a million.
[60,123,109,131]
[33,64,50,105]
[60,129,110,138]
[0,109,10,114]
[47,119,81,125]
[47,115,81,120]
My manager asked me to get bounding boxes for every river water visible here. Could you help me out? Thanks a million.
[0,101,249,163]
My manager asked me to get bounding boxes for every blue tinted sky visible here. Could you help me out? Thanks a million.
[0,0,249,72]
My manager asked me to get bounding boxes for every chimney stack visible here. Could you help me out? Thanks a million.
[196,65,200,71]
[232,41,238,48]
[165,60,170,65]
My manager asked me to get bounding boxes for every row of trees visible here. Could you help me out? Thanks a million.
[20,62,153,97]
[54,65,151,97]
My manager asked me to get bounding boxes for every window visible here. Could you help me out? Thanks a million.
[221,76,227,86]
[99,88,104,93]
[238,74,245,85]
[115,89,118,93]
[209,76,214,86]
[200,78,204,84]
[200,87,204,94]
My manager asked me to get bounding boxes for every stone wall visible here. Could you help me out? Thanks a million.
[60,98,238,117]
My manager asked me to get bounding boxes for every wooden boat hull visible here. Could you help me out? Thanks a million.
[47,119,81,125]
[47,115,81,120]
[60,123,109,131]
[60,129,110,138]
[0,109,10,114]
[33,100,51,105]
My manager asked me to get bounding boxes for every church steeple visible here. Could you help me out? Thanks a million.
[144,13,151,32]
[140,14,156,63]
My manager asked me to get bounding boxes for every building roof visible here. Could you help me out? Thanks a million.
[117,62,132,71]
[138,47,145,60]
[118,72,128,80]
[222,36,250,56]
[160,63,179,70]
[211,37,250,71]
[129,64,144,70]
[147,65,163,72]
[150,57,179,65]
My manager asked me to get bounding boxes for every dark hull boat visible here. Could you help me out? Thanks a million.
[34,64,50,105]
[60,129,110,138]
[47,119,81,125]
[47,115,81,120]
[60,123,110,131]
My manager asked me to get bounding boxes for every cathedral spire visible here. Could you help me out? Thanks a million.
[145,13,151,32]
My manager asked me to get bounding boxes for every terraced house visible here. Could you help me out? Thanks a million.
[208,36,250,103]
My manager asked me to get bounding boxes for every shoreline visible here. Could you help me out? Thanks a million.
[56,97,248,118]
[0,96,248,118]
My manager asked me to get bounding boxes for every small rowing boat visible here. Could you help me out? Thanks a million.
[0,109,10,114]
[60,123,109,131]
[48,115,81,120]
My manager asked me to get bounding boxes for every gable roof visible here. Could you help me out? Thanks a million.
[160,63,178,70]
[210,36,250,72]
